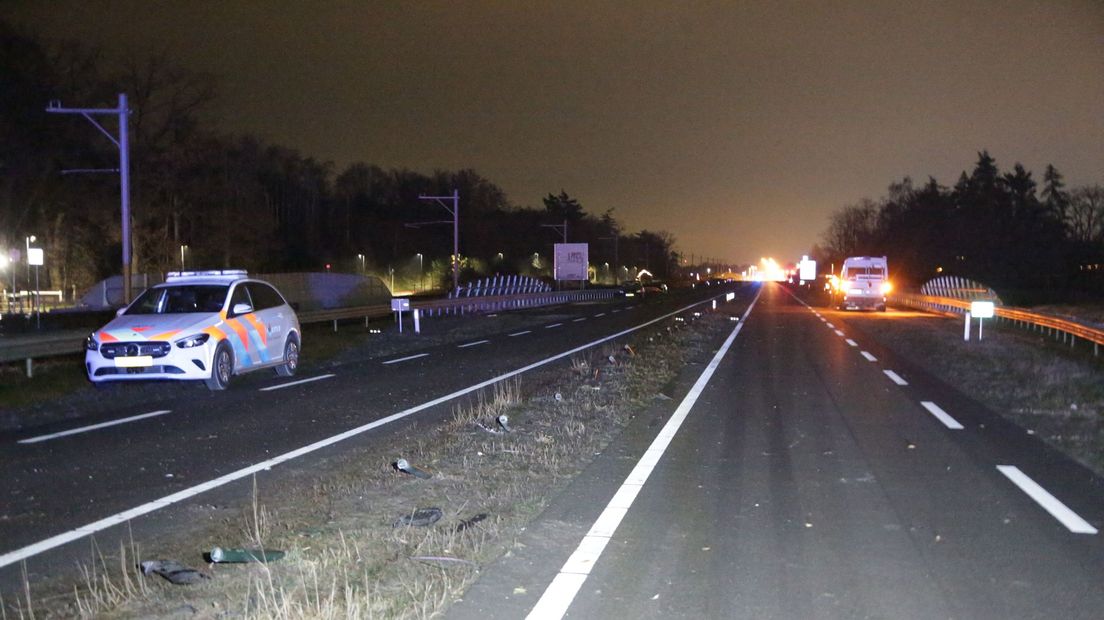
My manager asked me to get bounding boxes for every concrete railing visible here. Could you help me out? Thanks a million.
[891,292,1104,355]
[1,288,619,375]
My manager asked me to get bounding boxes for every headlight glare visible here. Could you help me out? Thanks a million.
[85,333,99,352]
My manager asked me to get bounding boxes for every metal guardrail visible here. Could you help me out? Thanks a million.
[0,288,619,374]
[891,292,1104,355]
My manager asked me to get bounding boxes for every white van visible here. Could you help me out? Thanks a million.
[832,256,890,311]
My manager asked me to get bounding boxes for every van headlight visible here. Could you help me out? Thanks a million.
[880,282,893,294]
[175,333,210,349]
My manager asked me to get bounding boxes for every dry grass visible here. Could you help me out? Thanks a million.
[15,309,728,619]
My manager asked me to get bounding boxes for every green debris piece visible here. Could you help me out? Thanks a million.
[208,547,286,563]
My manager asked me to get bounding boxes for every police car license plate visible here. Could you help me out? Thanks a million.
[115,356,154,368]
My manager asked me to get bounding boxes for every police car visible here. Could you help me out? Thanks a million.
[85,270,301,390]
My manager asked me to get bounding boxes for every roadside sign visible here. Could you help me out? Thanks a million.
[554,243,589,281]
[798,255,816,282]
[391,298,410,312]
[28,248,44,266]
[970,301,995,318]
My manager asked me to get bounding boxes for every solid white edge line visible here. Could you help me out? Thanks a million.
[883,369,908,386]
[508,330,532,337]
[0,289,748,570]
[526,286,763,619]
[845,339,858,347]
[996,465,1098,534]
[920,401,964,430]
[458,339,491,348]
[861,351,878,362]
[19,410,172,445]
[382,353,430,365]
[258,374,336,392]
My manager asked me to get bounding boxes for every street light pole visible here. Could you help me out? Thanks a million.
[46,94,133,304]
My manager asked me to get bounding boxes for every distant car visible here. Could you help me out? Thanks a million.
[84,270,301,390]
[617,281,643,296]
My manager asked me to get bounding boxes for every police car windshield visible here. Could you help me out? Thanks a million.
[125,285,229,315]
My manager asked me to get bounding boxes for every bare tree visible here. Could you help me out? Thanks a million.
[1068,185,1104,243]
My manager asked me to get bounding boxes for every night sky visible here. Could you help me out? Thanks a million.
[5,1,1102,265]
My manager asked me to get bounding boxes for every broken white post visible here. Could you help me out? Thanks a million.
[964,311,971,341]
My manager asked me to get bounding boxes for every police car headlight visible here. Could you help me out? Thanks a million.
[175,333,210,349]
[85,332,99,352]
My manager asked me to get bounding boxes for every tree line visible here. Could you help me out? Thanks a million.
[815,150,1104,304]
[0,21,679,299]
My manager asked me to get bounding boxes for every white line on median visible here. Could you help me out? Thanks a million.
[458,340,490,348]
[18,410,172,445]
[0,291,744,570]
[920,401,964,430]
[508,330,532,337]
[883,370,908,385]
[834,329,845,337]
[845,339,858,347]
[527,288,764,619]
[259,374,335,391]
[861,351,878,362]
[545,323,563,329]
[382,353,429,365]
[996,465,1098,534]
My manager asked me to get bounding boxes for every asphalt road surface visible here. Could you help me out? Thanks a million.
[451,283,1104,619]
[0,283,737,596]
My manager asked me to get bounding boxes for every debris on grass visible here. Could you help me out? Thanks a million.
[139,560,209,585]
[394,507,444,528]
[394,457,433,479]
[207,547,286,563]
[455,513,489,532]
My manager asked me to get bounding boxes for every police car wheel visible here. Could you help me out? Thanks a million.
[205,342,233,391]
[275,336,299,377]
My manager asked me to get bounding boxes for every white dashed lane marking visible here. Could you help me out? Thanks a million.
[19,410,172,444]
[861,351,877,362]
[834,329,845,337]
[260,374,336,391]
[458,339,490,349]
[845,339,858,347]
[883,370,908,386]
[593,313,606,317]
[546,323,563,329]
[382,353,429,365]
[997,466,1098,534]
[508,330,532,337]
[572,318,586,322]
[920,401,964,430]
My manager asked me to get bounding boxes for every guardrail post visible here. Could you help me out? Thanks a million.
[26,358,33,378]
